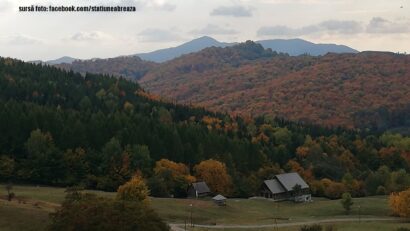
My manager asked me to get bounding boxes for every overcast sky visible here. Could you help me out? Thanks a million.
[0,0,409,61]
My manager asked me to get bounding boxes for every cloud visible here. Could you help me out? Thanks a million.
[210,5,253,17]
[8,35,42,45]
[191,24,238,35]
[257,20,363,36]
[366,17,410,34]
[320,20,363,34]
[137,28,182,42]
[70,31,112,42]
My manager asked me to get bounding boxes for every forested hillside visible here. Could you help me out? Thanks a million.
[140,43,410,131]
[57,56,158,80]
[1,57,409,199]
[56,41,410,131]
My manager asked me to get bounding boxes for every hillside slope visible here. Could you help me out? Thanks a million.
[140,44,410,130]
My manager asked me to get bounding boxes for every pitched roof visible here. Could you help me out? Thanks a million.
[275,172,309,191]
[212,194,226,201]
[264,179,286,194]
[192,182,210,194]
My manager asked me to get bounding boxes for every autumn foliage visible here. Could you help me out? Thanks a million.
[389,188,410,218]
[117,175,150,204]
[194,159,232,195]
[1,57,410,200]
[139,46,410,130]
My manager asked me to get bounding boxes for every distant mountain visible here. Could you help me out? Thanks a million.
[41,37,357,66]
[135,36,233,62]
[46,56,77,65]
[134,37,358,62]
[29,56,78,65]
[257,39,358,56]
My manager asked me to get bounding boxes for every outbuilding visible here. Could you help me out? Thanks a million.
[212,194,227,206]
[187,181,211,198]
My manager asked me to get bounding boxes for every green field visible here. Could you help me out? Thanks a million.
[1,184,409,231]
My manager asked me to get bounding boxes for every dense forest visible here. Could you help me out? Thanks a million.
[0,57,409,199]
[57,56,158,81]
[58,41,410,132]
[140,44,410,131]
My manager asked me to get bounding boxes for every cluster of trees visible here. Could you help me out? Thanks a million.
[147,159,231,197]
[49,176,168,231]
[0,57,409,199]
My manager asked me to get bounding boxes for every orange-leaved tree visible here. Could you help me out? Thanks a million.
[152,159,195,198]
[154,159,190,177]
[389,188,410,218]
[117,175,150,204]
[194,159,232,195]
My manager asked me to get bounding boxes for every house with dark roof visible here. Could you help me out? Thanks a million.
[188,181,211,198]
[259,172,311,202]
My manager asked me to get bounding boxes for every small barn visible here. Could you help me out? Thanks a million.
[187,181,211,198]
[259,172,311,202]
[212,194,227,206]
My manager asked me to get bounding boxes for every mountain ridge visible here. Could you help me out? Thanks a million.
[135,36,358,62]
[38,36,358,64]
[135,36,234,62]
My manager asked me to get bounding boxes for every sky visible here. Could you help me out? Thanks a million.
[0,0,409,61]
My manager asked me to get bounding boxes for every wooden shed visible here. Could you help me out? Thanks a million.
[187,181,211,198]
[212,194,227,206]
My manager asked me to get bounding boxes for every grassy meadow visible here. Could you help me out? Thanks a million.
[0,184,409,231]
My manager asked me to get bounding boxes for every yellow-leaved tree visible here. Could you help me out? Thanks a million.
[194,159,232,195]
[117,175,150,204]
[151,159,195,198]
[389,188,410,218]
[154,159,190,178]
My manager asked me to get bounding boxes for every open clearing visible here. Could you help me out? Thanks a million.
[0,184,409,231]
